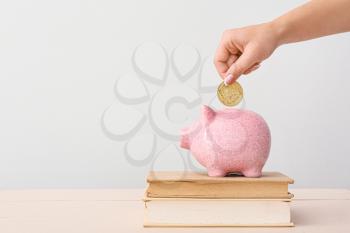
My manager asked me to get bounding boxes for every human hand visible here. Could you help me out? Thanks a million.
[214,23,279,85]
[215,0,350,85]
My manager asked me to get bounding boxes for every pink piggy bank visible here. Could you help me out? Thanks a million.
[180,105,271,177]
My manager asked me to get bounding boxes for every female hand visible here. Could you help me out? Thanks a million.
[214,23,279,85]
[215,0,350,85]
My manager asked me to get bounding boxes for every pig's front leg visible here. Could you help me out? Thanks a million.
[207,168,227,177]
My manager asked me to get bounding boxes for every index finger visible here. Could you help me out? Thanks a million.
[214,42,239,79]
[214,44,230,79]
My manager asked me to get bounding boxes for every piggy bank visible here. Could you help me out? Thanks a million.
[180,105,271,177]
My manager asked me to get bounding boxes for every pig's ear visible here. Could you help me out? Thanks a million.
[201,105,216,125]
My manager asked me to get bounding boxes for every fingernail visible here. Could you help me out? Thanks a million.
[224,74,234,86]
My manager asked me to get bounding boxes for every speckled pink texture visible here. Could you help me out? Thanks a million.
[180,105,271,177]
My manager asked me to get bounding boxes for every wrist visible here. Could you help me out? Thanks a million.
[267,19,289,47]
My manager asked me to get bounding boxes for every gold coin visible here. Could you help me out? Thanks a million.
[217,81,243,106]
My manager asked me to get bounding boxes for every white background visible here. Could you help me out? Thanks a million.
[0,0,349,188]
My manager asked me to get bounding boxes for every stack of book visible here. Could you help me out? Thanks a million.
[143,171,294,227]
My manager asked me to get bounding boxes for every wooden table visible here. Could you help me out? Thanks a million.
[0,189,349,233]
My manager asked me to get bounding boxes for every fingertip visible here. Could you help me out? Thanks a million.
[225,63,238,81]
[224,74,234,85]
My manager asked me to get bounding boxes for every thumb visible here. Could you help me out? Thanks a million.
[224,47,256,85]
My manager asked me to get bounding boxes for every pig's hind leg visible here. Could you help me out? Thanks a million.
[241,167,262,178]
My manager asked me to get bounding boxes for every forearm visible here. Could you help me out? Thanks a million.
[271,0,350,46]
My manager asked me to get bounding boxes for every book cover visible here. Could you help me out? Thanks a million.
[146,171,294,199]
